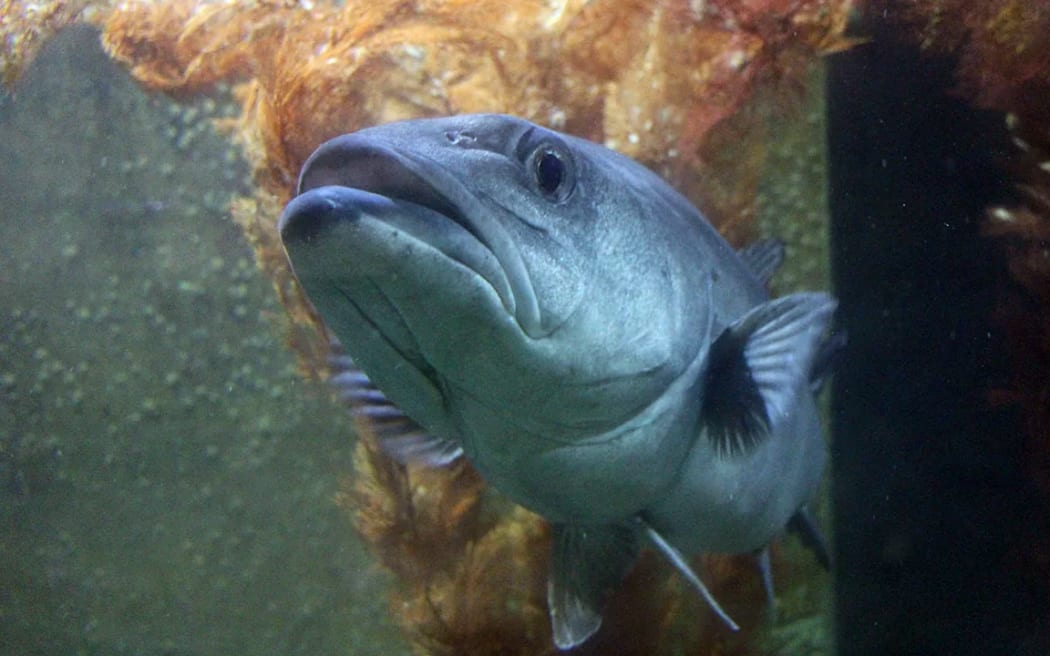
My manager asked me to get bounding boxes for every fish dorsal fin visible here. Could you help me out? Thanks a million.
[737,238,785,285]
[638,518,740,631]
[328,354,463,467]
[702,292,837,456]
[547,523,640,649]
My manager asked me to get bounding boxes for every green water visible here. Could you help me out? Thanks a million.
[0,19,846,655]
[0,26,404,655]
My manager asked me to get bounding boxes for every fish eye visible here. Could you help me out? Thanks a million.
[529,143,575,203]
[536,149,565,193]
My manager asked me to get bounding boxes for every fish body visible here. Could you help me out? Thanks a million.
[279,114,836,648]
[647,386,826,554]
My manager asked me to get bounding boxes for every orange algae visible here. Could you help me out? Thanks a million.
[96,0,855,364]
[339,423,812,656]
[0,0,108,85]
[335,428,561,654]
[98,0,854,210]
[868,0,1049,111]
[92,0,851,653]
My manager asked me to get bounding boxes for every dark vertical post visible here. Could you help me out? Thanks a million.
[826,25,1047,656]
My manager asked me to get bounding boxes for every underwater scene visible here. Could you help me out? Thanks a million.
[1,1,1048,654]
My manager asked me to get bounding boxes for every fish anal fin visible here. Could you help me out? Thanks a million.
[548,523,640,650]
[702,292,837,457]
[787,506,832,570]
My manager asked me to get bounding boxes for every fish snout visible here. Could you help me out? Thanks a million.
[279,185,360,247]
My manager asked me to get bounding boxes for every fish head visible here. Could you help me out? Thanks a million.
[279,114,711,448]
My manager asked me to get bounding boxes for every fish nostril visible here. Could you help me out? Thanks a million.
[445,130,477,146]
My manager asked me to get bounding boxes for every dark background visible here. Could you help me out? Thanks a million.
[827,20,1050,656]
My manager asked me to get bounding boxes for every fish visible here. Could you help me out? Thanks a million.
[278,113,838,649]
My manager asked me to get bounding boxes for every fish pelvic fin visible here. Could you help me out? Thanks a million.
[787,505,832,570]
[548,522,640,649]
[328,350,462,467]
[701,292,837,456]
[755,546,776,619]
[638,517,740,631]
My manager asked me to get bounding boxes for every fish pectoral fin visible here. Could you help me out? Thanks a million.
[548,523,640,649]
[375,432,463,467]
[639,518,740,631]
[701,292,837,456]
[809,328,848,393]
[737,238,785,285]
[328,352,462,467]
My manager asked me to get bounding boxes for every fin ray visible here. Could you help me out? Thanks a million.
[548,523,640,649]
[638,518,740,631]
[327,346,462,467]
[702,293,837,456]
[809,329,848,392]
[738,238,785,284]
[755,547,777,619]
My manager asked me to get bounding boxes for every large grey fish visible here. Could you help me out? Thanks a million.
[278,113,837,649]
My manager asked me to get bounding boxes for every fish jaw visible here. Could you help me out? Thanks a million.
[279,182,517,442]
[287,135,524,321]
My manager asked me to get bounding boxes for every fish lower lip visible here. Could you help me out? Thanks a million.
[282,185,517,315]
[296,137,543,337]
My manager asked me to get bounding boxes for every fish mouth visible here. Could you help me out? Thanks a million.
[286,135,543,337]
